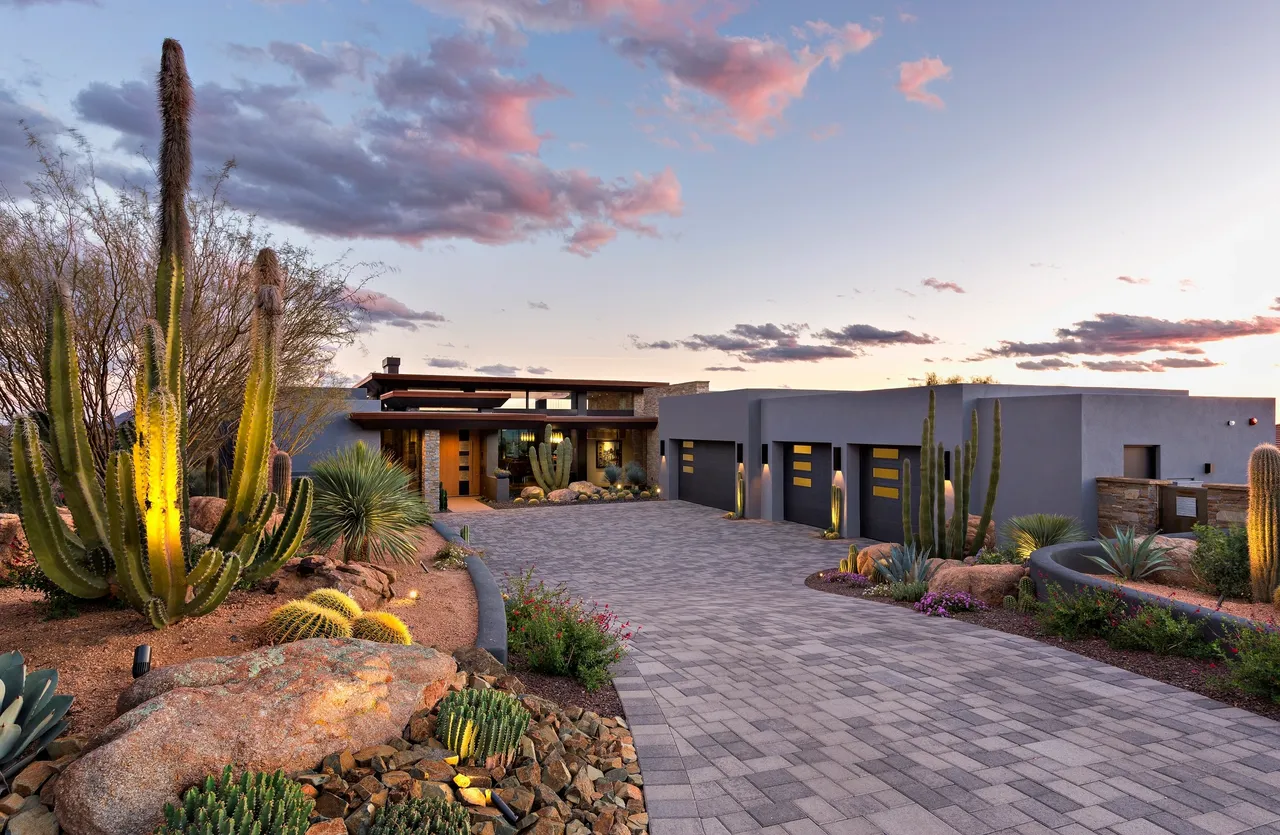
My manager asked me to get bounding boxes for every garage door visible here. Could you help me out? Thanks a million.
[859,445,921,543]
[783,443,832,529]
[676,440,736,511]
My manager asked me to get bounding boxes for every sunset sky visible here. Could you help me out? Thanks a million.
[3,0,1279,398]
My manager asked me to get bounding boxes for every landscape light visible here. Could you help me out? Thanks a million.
[408,589,420,601]
[132,645,152,679]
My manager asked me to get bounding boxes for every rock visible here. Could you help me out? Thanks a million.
[567,482,602,496]
[274,556,396,610]
[9,806,58,835]
[12,762,56,797]
[45,737,86,760]
[520,486,545,500]
[1,794,40,816]
[56,639,456,835]
[546,489,576,504]
[960,514,996,554]
[928,563,1024,607]
[306,820,347,835]
[188,496,283,537]
[453,647,506,677]
[855,543,899,579]
[0,509,74,581]
[1151,535,1197,588]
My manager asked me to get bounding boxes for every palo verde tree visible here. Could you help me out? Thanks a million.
[10,39,312,628]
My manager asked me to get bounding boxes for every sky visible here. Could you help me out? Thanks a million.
[3,0,1280,398]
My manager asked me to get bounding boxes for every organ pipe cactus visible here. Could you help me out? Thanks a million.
[10,39,312,628]
[1248,443,1280,602]
[734,469,746,519]
[918,391,936,554]
[972,400,1001,553]
[830,484,843,534]
[900,458,913,547]
[528,426,573,493]
[0,651,73,783]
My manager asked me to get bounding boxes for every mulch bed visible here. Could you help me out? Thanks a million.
[805,570,1280,722]
[506,653,626,718]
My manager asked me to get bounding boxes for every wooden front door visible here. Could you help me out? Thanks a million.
[439,431,460,498]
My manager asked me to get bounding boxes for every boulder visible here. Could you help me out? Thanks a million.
[520,486,545,500]
[1150,535,1197,588]
[964,514,996,554]
[855,543,899,579]
[568,481,602,496]
[0,509,74,581]
[56,639,456,835]
[928,562,1024,607]
[452,646,506,677]
[547,489,577,504]
[188,495,283,536]
[274,556,397,610]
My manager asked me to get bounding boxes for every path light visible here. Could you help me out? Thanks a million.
[132,645,152,679]
[408,590,420,601]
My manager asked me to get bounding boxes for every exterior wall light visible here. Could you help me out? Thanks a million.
[761,444,769,466]
[660,439,666,457]
[736,443,744,465]
[833,446,842,473]
[1227,420,1236,427]
[1249,417,1259,425]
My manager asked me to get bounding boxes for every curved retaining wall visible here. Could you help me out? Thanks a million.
[1027,534,1261,640]
[432,519,509,664]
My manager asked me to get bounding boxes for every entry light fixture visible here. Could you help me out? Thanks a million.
[550,431,564,444]
[833,447,842,473]
[761,444,769,466]
[660,440,666,457]
[1204,462,1214,475]
[736,443,744,465]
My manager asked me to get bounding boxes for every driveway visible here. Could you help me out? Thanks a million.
[451,501,1280,835]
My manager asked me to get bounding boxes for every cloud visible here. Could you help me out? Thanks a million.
[422,0,878,141]
[346,288,447,330]
[705,365,746,372]
[1016,358,1077,371]
[816,324,937,347]
[228,41,378,88]
[922,277,964,294]
[899,11,918,23]
[475,363,520,375]
[528,300,550,310]
[425,357,470,368]
[525,365,552,374]
[1271,297,1280,311]
[565,222,619,256]
[896,57,951,108]
[0,86,63,187]
[630,319,927,364]
[1077,358,1224,373]
[979,312,1280,358]
[1030,262,1062,269]
[1116,275,1149,285]
[739,344,854,363]
[68,32,680,253]
[896,288,916,297]
[1149,356,1222,369]
[627,335,679,350]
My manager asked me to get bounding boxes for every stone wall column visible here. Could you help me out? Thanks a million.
[1206,483,1248,529]
[421,429,441,512]
[1095,476,1168,537]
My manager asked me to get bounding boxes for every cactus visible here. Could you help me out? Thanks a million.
[839,545,858,574]
[1013,575,1037,613]
[352,611,413,645]
[217,461,228,498]
[436,689,531,768]
[303,588,363,620]
[971,400,1001,555]
[830,484,843,533]
[440,485,448,511]
[270,450,292,506]
[264,600,353,643]
[157,766,313,835]
[528,426,573,492]
[1002,595,1017,611]
[900,458,913,547]
[918,391,935,554]
[370,797,470,835]
[934,441,945,552]
[459,525,471,542]
[734,469,746,519]
[1248,443,1280,602]
[10,40,311,628]
[0,651,73,782]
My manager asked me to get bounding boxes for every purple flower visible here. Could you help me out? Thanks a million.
[913,590,988,617]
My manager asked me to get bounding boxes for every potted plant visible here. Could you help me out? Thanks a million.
[493,468,511,502]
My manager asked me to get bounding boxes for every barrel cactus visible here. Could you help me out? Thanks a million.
[1249,443,1280,603]
[0,651,73,781]
[352,611,413,645]
[370,797,470,835]
[264,600,353,643]
[303,588,363,620]
[157,766,312,835]
[436,689,531,768]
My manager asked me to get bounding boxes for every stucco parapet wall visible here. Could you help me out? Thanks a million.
[1028,536,1265,640]
[1095,477,1173,486]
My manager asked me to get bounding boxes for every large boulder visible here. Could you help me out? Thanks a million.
[568,481,603,496]
[964,514,996,554]
[547,489,577,504]
[56,639,456,835]
[928,562,1024,606]
[1150,535,1197,588]
[519,486,544,500]
[273,555,397,610]
[855,543,898,579]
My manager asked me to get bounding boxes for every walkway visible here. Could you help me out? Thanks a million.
[450,501,1280,835]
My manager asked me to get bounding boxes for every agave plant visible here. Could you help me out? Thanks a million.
[1086,527,1175,581]
[1,651,73,783]
[872,543,936,585]
[309,441,432,563]
[1003,513,1088,560]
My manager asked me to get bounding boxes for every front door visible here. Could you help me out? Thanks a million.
[782,443,832,529]
[859,445,921,542]
[439,431,460,498]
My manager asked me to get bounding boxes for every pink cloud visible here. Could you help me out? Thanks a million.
[899,11,918,23]
[566,222,619,256]
[897,56,951,108]
[802,20,878,67]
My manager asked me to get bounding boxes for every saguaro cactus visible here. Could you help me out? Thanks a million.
[271,450,292,506]
[528,426,573,492]
[1248,443,1280,603]
[830,484,843,533]
[900,458,913,546]
[972,400,1001,553]
[918,391,936,553]
[10,39,312,628]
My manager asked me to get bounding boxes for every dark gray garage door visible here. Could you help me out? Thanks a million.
[783,443,832,529]
[859,445,921,543]
[677,440,736,511]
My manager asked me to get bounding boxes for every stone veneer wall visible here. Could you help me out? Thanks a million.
[421,429,441,512]
[636,381,710,485]
[1205,483,1248,529]
[1096,477,1168,537]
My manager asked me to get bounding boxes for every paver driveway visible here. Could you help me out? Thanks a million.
[452,501,1280,835]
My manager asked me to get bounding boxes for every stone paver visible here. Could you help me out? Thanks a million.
[453,501,1280,835]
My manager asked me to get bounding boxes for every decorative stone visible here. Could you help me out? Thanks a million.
[314,791,350,819]
[855,542,899,578]
[520,486,545,499]
[1150,535,1198,588]
[44,737,85,761]
[56,640,456,835]
[453,647,506,677]
[1,794,40,816]
[305,819,347,835]
[547,489,577,504]
[567,482,603,496]
[12,762,57,797]
[928,563,1025,607]
[8,806,58,835]
[275,556,396,610]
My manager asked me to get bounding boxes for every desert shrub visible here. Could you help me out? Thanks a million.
[1087,526,1174,581]
[1106,605,1218,658]
[976,546,1024,565]
[1191,524,1251,600]
[888,580,929,602]
[1003,514,1088,560]
[309,441,432,563]
[503,567,635,691]
[434,542,476,569]
[914,590,987,617]
[623,460,646,486]
[1225,627,1280,702]
[603,464,622,485]
[871,543,935,585]
[1036,583,1122,640]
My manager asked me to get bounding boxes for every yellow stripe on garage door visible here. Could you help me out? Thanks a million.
[873,485,899,499]
[872,448,898,460]
[682,441,694,448]
[682,453,694,461]
[793,444,812,454]
[793,460,812,472]
[873,467,898,480]
[682,465,694,473]
[793,476,812,487]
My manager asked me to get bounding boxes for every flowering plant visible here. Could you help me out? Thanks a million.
[914,590,987,617]
[824,571,871,587]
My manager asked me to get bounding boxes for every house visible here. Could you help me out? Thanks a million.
[292,358,707,508]
[657,383,1276,539]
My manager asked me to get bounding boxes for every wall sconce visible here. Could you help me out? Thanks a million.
[1249,417,1259,426]
[943,450,951,480]
[1204,462,1214,475]
[761,444,769,466]
[660,439,666,457]
[736,443,744,465]
[832,447,842,473]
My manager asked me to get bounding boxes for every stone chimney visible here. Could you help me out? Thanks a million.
[382,357,401,375]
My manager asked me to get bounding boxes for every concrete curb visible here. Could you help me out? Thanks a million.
[1028,533,1263,640]
[432,519,509,664]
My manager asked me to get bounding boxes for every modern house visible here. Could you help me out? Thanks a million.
[292,358,707,509]
[657,384,1276,539]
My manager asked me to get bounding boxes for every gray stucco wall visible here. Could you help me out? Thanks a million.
[287,388,381,476]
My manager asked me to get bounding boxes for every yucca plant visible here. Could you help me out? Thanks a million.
[1086,526,1175,581]
[0,651,73,782]
[871,543,936,585]
[309,441,431,563]
[436,689,531,769]
[1003,513,1088,560]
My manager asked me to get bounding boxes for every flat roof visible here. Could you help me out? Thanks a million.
[355,372,668,396]
[348,412,658,430]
